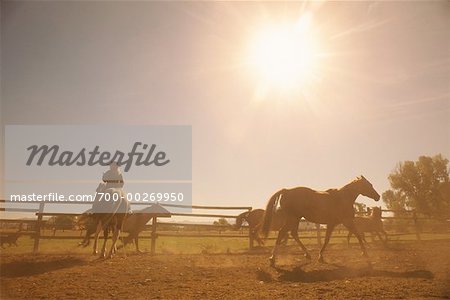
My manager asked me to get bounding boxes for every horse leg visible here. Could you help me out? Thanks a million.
[279,229,289,246]
[376,230,388,247]
[375,231,383,243]
[252,230,265,247]
[119,230,128,258]
[79,229,89,247]
[113,225,119,255]
[83,234,91,247]
[135,236,143,253]
[343,221,370,262]
[117,215,128,258]
[318,224,336,263]
[131,232,142,253]
[347,231,352,248]
[100,226,109,258]
[108,227,120,259]
[82,225,96,247]
[117,233,130,250]
[290,226,311,260]
[92,221,102,255]
[269,226,289,268]
[121,232,128,258]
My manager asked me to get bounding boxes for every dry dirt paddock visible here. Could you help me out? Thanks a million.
[1,240,449,299]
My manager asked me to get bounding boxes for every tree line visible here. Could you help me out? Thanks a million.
[383,154,450,219]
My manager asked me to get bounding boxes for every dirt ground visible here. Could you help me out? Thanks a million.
[1,239,449,299]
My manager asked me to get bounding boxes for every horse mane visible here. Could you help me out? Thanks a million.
[336,176,366,195]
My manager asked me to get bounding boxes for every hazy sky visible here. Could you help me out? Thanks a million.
[1,1,449,210]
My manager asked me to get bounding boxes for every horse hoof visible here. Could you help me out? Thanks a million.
[304,253,311,260]
[318,256,325,263]
[92,251,98,255]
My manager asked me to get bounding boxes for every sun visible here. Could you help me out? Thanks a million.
[249,13,319,91]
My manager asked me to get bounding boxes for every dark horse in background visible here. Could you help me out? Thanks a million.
[234,209,288,246]
[348,206,388,246]
[262,176,380,267]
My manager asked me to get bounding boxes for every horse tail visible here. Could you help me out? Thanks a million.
[261,189,285,237]
[235,211,250,230]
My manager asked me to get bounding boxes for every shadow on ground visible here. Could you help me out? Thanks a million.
[0,256,87,278]
[272,264,434,283]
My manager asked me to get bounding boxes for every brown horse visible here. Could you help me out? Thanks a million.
[91,183,129,258]
[80,207,155,253]
[262,176,380,267]
[234,209,287,246]
[348,207,388,246]
[0,231,21,248]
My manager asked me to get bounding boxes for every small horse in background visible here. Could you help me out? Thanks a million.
[262,176,380,267]
[91,182,129,258]
[348,206,388,246]
[1,231,21,248]
[80,206,156,253]
[234,209,287,246]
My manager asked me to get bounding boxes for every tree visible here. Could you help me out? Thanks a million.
[383,154,450,218]
[53,215,76,230]
[213,218,230,226]
[354,202,367,213]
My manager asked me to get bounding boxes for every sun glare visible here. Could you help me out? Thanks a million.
[250,12,319,91]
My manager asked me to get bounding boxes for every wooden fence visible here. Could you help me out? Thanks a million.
[1,199,449,254]
[0,199,254,253]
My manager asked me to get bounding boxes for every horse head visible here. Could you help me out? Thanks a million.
[355,176,380,201]
[371,206,382,219]
[234,211,249,230]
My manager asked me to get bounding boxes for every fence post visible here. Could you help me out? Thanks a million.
[316,223,322,246]
[413,211,421,241]
[248,208,254,250]
[151,216,158,255]
[33,202,45,254]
